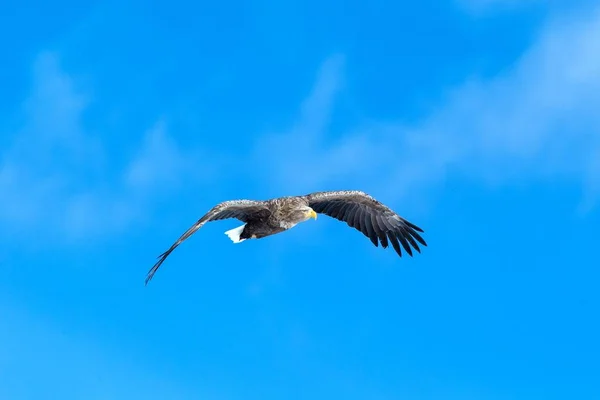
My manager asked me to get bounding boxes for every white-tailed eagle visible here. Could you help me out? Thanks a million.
[145,190,427,284]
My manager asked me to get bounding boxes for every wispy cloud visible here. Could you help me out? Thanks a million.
[6,2,598,247]
[0,51,212,244]
[249,54,391,195]
[253,4,600,209]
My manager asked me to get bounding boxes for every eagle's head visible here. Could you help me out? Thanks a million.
[294,205,317,222]
[288,205,317,223]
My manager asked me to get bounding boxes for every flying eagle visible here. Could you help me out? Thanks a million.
[145,190,427,284]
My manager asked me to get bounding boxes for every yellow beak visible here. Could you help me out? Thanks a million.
[309,209,318,220]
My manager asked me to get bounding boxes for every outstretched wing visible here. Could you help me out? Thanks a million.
[145,200,270,284]
[305,190,427,257]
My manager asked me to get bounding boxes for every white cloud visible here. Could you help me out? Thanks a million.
[254,5,600,208]
[250,54,391,194]
[7,2,599,246]
[0,52,211,244]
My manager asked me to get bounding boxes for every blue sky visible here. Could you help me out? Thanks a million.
[1,0,599,399]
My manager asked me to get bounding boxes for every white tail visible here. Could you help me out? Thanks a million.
[224,224,246,243]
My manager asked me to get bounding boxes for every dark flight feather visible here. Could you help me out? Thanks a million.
[144,200,270,284]
[304,190,427,257]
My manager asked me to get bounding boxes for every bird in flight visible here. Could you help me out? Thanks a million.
[145,190,427,284]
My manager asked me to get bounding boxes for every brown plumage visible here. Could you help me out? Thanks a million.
[145,190,427,284]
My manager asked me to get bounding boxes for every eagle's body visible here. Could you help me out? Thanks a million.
[145,190,427,284]
[224,196,314,243]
